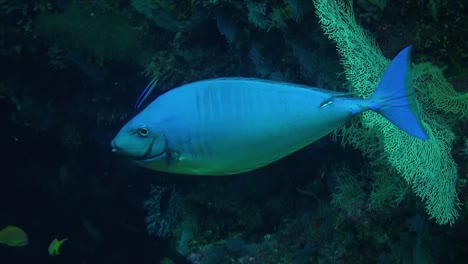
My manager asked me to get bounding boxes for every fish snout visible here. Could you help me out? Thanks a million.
[110,140,120,153]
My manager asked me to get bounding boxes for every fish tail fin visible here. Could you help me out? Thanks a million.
[369,46,429,140]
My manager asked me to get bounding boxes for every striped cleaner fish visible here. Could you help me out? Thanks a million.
[111,46,428,176]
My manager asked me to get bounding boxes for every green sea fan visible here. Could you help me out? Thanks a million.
[313,0,466,225]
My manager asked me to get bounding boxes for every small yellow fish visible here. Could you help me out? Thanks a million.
[0,225,29,247]
[48,237,68,256]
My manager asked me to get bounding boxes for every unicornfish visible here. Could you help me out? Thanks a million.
[111,46,428,175]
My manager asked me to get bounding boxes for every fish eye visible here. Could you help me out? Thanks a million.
[138,127,150,137]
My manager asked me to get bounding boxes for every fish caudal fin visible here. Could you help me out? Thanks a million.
[370,46,429,140]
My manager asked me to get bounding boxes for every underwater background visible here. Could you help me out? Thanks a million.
[0,0,467,263]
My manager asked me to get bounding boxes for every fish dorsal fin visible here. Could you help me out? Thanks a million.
[135,77,159,110]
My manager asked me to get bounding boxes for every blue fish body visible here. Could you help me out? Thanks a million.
[111,47,428,175]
